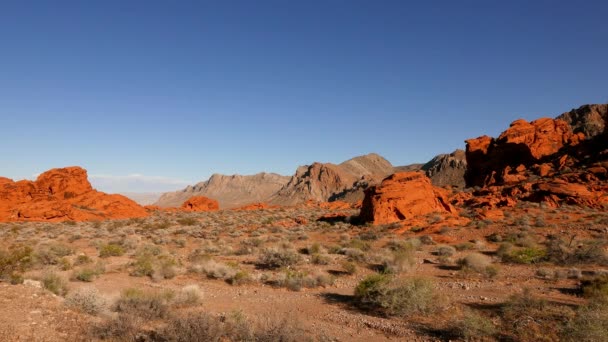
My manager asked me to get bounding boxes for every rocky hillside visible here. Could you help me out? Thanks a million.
[269,153,394,205]
[154,173,290,209]
[421,149,467,188]
[0,167,148,222]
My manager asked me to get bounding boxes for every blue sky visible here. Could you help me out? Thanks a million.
[1,1,607,192]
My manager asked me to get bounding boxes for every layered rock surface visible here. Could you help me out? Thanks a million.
[359,172,456,225]
[0,167,148,222]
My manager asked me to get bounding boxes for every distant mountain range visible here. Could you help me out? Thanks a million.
[142,152,466,208]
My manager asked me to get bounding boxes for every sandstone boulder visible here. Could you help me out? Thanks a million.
[359,172,456,225]
[181,196,219,212]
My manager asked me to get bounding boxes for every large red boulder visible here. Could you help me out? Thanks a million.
[359,172,456,225]
[0,167,148,222]
[181,196,219,212]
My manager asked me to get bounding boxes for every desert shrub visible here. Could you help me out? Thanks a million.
[310,253,330,265]
[500,289,574,342]
[130,249,177,280]
[502,246,546,264]
[158,311,224,341]
[354,274,443,316]
[435,245,456,257]
[275,270,334,291]
[561,299,608,341]
[65,287,107,315]
[34,243,73,265]
[227,270,253,286]
[113,288,173,319]
[455,242,475,251]
[176,217,198,226]
[579,274,608,299]
[74,254,93,266]
[173,285,203,306]
[196,260,237,280]
[72,268,98,282]
[42,272,69,296]
[345,238,371,251]
[451,309,497,340]
[381,249,416,274]
[156,311,309,342]
[0,245,34,280]
[458,253,498,277]
[340,260,357,275]
[98,244,125,258]
[258,247,301,269]
[89,313,141,341]
[545,237,608,265]
[155,255,178,280]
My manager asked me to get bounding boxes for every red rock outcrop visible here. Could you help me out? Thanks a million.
[0,167,148,222]
[465,118,583,187]
[181,196,219,212]
[359,172,456,225]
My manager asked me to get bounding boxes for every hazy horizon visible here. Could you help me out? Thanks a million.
[2,1,607,192]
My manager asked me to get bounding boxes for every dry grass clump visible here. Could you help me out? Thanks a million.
[354,274,445,317]
[65,287,107,315]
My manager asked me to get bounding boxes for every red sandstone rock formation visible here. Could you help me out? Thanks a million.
[0,167,148,222]
[181,196,219,212]
[359,172,456,225]
[465,118,583,187]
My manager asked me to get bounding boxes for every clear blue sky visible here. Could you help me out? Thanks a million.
[1,1,607,192]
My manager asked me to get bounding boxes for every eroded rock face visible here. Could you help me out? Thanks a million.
[181,196,219,212]
[359,172,456,225]
[465,118,583,187]
[0,167,148,222]
[421,149,467,188]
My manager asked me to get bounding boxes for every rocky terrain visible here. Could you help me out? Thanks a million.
[0,167,148,222]
[421,149,467,188]
[155,173,290,209]
[0,104,607,341]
